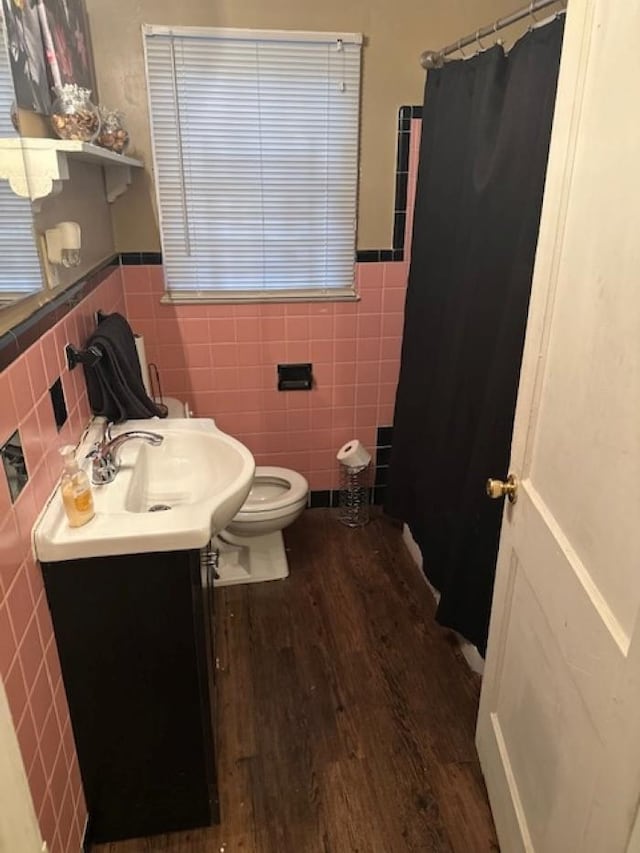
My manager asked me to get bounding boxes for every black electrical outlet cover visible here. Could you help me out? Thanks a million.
[277,363,313,391]
[50,378,68,430]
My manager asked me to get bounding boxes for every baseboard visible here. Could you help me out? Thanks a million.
[401,524,485,676]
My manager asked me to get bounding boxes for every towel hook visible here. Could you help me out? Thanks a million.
[66,344,102,371]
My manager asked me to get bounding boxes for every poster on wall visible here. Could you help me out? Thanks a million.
[41,0,97,96]
[1,0,51,113]
[1,0,96,115]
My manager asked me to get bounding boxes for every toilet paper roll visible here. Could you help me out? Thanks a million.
[134,334,152,396]
[336,439,372,469]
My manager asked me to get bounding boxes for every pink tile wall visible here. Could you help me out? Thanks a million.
[123,121,422,491]
[0,267,125,853]
[123,262,407,490]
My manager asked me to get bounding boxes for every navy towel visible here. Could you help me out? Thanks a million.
[83,312,168,423]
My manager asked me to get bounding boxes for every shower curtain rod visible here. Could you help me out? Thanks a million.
[420,0,566,69]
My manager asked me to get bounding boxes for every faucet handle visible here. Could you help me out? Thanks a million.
[86,448,118,485]
[92,458,118,485]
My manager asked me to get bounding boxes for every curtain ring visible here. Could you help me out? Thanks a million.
[492,19,504,49]
[554,1,567,21]
[457,38,467,59]
[475,29,488,51]
[529,1,540,28]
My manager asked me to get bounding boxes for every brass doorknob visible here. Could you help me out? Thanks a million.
[486,474,518,504]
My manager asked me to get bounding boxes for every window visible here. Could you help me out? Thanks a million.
[0,18,43,303]
[144,27,362,301]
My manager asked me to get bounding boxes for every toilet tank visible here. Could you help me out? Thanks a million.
[160,397,192,418]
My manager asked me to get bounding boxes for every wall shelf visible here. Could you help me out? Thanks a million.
[0,138,144,208]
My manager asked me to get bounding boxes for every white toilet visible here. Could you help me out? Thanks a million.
[162,416,308,584]
[214,466,309,587]
[137,341,308,585]
[161,397,192,418]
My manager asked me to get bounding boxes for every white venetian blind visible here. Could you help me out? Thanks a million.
[0,19,43,297]
[144,27,362,298]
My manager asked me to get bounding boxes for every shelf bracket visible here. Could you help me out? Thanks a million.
[104,163,133,203]
[0,139,143,208]
[0,147,67,206]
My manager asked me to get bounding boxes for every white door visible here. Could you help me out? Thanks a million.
[0,679,42,853]
[476,1,640,851]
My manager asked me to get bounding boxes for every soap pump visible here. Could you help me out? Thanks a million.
[59,446,95,528]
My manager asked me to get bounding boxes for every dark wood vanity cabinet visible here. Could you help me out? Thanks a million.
[41,547,219,844]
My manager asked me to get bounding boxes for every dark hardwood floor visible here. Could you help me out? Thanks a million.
[93,509,498,852]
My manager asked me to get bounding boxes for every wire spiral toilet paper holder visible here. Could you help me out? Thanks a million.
[336,439,372,527]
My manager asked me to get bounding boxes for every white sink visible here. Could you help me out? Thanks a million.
[34,418,255,562]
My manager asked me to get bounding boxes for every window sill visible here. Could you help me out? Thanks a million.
[160,288,360,305]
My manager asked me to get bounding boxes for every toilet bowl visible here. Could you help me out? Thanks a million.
[226,467,308,536]
[214,466,309,587]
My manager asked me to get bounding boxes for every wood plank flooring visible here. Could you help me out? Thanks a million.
[93,509,498,853]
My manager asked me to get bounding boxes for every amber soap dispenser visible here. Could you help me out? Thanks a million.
[59,446,95,527]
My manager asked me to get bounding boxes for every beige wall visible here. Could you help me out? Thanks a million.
[34,160,115,291]
[86,0,524,252]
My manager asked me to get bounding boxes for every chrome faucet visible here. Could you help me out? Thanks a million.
[88,421,164,485]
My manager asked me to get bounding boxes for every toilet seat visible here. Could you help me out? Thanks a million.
[233,466,308,518]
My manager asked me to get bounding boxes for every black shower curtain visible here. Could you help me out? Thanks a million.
[387,18,565,655]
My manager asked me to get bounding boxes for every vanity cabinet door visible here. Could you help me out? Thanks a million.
[41,548,217,844]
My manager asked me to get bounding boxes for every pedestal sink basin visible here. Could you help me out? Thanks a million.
[34,418,255,562]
